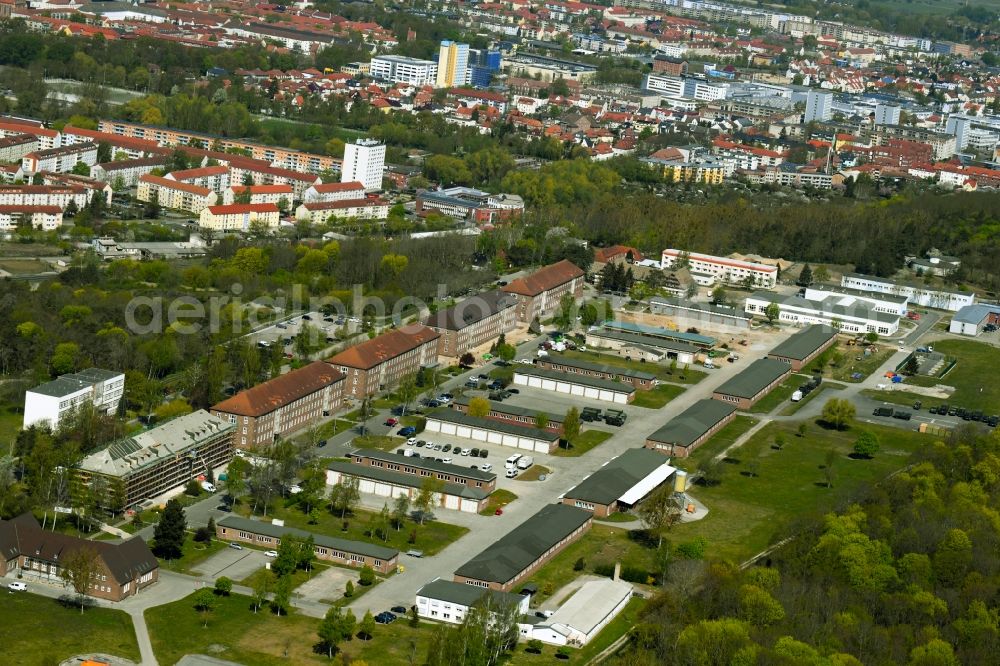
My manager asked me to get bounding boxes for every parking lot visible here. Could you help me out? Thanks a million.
[248,310,364,357]
[193,545,270,581]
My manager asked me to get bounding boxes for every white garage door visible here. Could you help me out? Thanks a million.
[425,420,442,434]
[442,422,458,436]
[471,427,488,442]
[487,430,503,444]
[457,425,472,438]
[582,386,598,398]
[444,494,460,510]
[529,376,543,389]
[359,479,377,494]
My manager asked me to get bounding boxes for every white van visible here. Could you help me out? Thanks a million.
[505,467,518,478]
[505,454,522,469]
[201,481,216,493]
[516,456,534,470]
[8,581,27,592]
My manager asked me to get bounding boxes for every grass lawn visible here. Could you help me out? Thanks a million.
[508,596,646,665]
[861,388,932,409]
[351,435,405,451]
[551,429,613,457]
[0,258,50,274]
[236,502,468,557]
[671,418,933,563]
[599,512,638,523]
[901,339,1000,412]
[162,534,229,575]
[0,592,140,663]
[747,374,810,414]
[515,465,550,482]
[631,383,685,409]
[479,489,518,516]
[559,349,706,384]
[146,591,328,666]
[239,564,329,591]
[779,382,846,415]
[680,415,760,472]
[526,525,657,604]
[804,341,896,383]
[335,618,435,665]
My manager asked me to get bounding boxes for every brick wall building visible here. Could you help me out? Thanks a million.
[501,260,585,323]
[327,325,440,398]
[424,290,517,358]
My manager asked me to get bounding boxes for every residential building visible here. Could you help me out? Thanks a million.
[519,578,633,646]
[534,355,656,390]
[660,249,778,289]
[0,133,39,162]
[370,55,438,86]
[165,165,229,193]
[341,139,386,191]
[645,399,738,457]
[294,198,389,225]
[423,290,517,358]
[712,358,793,410]
[0,184,88,210]
[0,513,158,602]
[228,163,322,200]
[0,205,62,231]
[512,366,636,405]
[766,324,837,371]
[302,181,366,204]
[662,161,726,185]
[21,142,98,175]
[416,579,529,624]
[948,304,1000,336]
[75,410,234,509]
[562,449,676,518]
[501,260,585,323]
[198,203,281,232]
[216,516,398,574]
[326,325,440,398]
[41,172,112,206]
[61,125,167,160]
[210,361,344,449]
[746,291,899,336]
[415,188,524,225]
[804,90,833,122]
[840,273,974,312]
[422,410,562,454]
[652,56,688,76]
[437,40,470,88]
[222,184,294,206]
[874,103,900,126]
[137,174,218,214]
[92,157,169,187]
[644,74,729,101]
[453,504,592,591]
[0,120,60,150]
[23,368,124,430]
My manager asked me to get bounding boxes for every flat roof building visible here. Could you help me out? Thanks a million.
[841,273,974,312]
[645,399,738,457]
[949,304,1000,336]
[745,291,899,337]
[712,358,792,410]
[520,578,633,646]
[450,397,564,435]
[534,355,657,391]
[563,449,676,517]
[513,366,636,404]
[23,368,124,430]
[766,324,838,371]
[454,504,593,591]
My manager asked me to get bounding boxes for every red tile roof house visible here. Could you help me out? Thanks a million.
[0,513,159,602]
[501,259,586,323]
[211,361,344,449]
[327,325,440,398]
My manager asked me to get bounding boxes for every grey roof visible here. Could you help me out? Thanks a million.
[564,448,672,505]
[28,368,121,398]
[604,320,716,347]
[452,397,563,425]
[650,296,751,320]
[952,303,1000,325]
[348,449,496,483]
[767,325,837,361]
[454,504,592,584]
[424,290,515,331]
[514,366,636,395]
[713,358,791,399]
[748,290,899,325]
[843,273,971,298]
[217,515,398,560]
[542,354,656,381]
[327,460,490,500]
[417,578,526,608]
[808,283,909,304]
[587,327,699,354]
[646,399,737,445]
[78,410,233,478]
[426,409,561,442]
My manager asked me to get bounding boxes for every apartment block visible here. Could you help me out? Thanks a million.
[424,290,517,358]
[165,165,230,193]
[228,162,321,200]
[92,157,169,187]
[22,142,98,175]
[0,184,88,210]
[137,174,218,214]
[294,198,389,225]
[370,55,438,86]
[341,139,386,191]
[660,249,777,289]
[199,203,281,231]
[501,260,585,323]
[0,120,60,150]
[0,133,39,162]
[0,205,62,231]
[326,325,440,398]
[302,181,366,203]
[223,184,294,206]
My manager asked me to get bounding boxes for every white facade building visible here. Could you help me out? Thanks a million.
[841,273,975,312]
[370,55,438,85]
[415,579,529,624]
[519,578,633,646]
[302,181,366,203]
[0,205,62,231]
[804,285,908,316]
[23,368,125,430]
[745,291,899,336]
[21,142,98,175]
[804,90,833,122]
[660,249,777,289]
[198,203,281,231]
[874,103,900,126]
[341,139,386,191]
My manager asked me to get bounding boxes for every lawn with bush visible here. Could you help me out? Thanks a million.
[551,429,612,457]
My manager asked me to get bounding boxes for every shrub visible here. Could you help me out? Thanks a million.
[573,557,585,571]
[359,565,375,586]
[214,577,232,596]
[344,580,354,598]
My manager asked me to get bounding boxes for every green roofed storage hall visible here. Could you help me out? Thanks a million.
[645,399,738,457]
[562,448,677,517]
[766,324,837,371]
[711,358,792,410]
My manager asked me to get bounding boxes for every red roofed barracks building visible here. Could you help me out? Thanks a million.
[327,325,440,398]
[210,361,344,449]
[501,260,585,323]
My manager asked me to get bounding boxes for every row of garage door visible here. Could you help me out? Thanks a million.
[424,418,557,454]
[326,469,482,513]
[512,373,631,405]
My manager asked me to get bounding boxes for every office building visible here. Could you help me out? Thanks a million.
[804,90,833,122]
[745,291,900,336]
[436,40,470,88]
[326,325,440,398]
[23,368,124,430]
[840,273,974,312]
[341,139,386,191]
[370,55,438,86]
[501,259,585,322]
[424,290,517,358]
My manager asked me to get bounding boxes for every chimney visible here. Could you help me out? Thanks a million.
[613,562,621,582]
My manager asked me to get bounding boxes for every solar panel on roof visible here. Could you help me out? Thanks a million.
[109,438,142,461]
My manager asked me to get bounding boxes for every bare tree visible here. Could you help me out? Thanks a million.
[60,547,101,613]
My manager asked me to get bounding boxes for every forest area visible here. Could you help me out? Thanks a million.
[611,425,1000,666]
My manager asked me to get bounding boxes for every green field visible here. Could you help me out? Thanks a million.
[479,489,518,515]
[861,388,932,410]
[0,259,50,274]
[901,340,1000,412]
[0,592,140,663]
[551,429,612,457]
[146,591,328,665]
[680,415,760,471]
[747,374,810,414]
[631,383,686,409]
[235,501,468,557]
[558,349,707,384]
[671,418,933,562]
[163,534,229,575]
[779,382,846,415]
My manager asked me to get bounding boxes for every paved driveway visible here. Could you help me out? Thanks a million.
[193,547,268,581]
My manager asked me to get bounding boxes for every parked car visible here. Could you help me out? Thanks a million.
[264,550,278,558]
[442,457,453,464]
[8,581,27,592]
[481,463,492,472]
[406,437,418,446]
[470,448,480,457]
[385,417,399,426]
[228,542,243,550]
[398,426,416,437]
[375,612,397,624]
[479,449,488,458]
[391,606,407,614]
[912,401,922,410]
[461,448,470,456]
[442,444,452,453]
